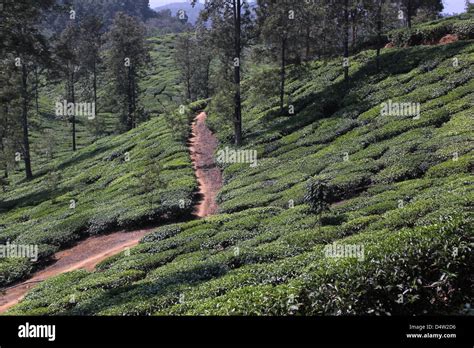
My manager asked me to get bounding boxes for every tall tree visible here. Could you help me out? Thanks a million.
[56,23,81,151]
[0,62,22,181]
[107,12,150,131]
[175,34,195,101]
[376,0,385,71]
[193,0,251,146]
[232,0,243,146]
[79,16,104,116]
[175,23,213,102]
[399,0,443,28]
[257,0,304,114]
[0,0,55,179]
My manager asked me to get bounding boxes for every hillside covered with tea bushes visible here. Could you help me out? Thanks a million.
[7,27,473,315]
[0,109,197,288]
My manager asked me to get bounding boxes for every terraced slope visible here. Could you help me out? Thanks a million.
[4,34,181,187]
[0,109,197,288]
[5,36,473,315]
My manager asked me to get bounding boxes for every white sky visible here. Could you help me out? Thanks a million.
[148,0,469,14]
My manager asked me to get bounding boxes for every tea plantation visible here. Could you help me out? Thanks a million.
[0,34,195,288]
[4,24,473,315]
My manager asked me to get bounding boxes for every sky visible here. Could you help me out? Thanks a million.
[148,0,469,14]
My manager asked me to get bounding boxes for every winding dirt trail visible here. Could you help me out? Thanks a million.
[0,111,222,313]
[0,229,151,313]
[190,112,223,218]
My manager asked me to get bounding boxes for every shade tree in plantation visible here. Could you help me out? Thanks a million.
[398,0,444,28]
[0,62,22,183]
[175,34,196,101]
[191,21,214,100]
[79,15,104,117]
[175,20,214,102]
[0,0,55,179]
[55,22,81,151]
[256,0,306,115]
[193,0,252,146]
[107,12,150,131]
[468,1,474,14]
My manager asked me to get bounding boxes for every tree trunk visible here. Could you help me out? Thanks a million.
[71,69,76,152]
[344,0,350,82]
[21,64,33,180]
[376,0,383,71]
[132,67,137,128]
[233,0,242,147]
[93,59,97,113]
[204,57,211,99]
[280,37,286,115]
[127,65,133,130]
[407,0,412,28]
[352,12,357,49]
[1,104,9,179]
[34,66,39,115]
[186,72,192,101]
[305,27,311,60]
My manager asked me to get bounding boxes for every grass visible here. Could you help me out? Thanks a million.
[3,19,474,315]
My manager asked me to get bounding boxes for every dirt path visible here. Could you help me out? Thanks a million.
[0,229,151,313]
[189,112,223,218]
[0,111,223,313]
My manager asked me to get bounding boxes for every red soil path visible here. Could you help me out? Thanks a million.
[189,112,223,218]
[0,111,222,313]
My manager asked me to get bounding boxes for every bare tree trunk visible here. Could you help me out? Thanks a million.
[407,0,413,28]
[352,12,357,49]
[93,59,97,113]
[71,70,76,152]
[280,36,287,115]
[34,66,39,115]
[233,0,242,147]
[376,0,383,71]
[132,67,137,128]
[21,64,33,179]
[305,27,311,60]
[204,57,211,99]
[127,65,133,130]
[1,104,9,179]
[343,0,350,82]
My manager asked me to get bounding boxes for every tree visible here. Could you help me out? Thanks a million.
[0,61,21,181]
[175,24,213,102]
[56,23,81,151]
[399,0,443,28]
[304,179,332,222]
[375,0,386,71]
[324,0,357,82]
[0,0,55,179]
[107,12,150,131]
[256,0,304,114]
[79,16,104,117]
[191,21,213,100]
[232,0,243,146]
[193,0,252,146]
[467,1,474,14]
[175,34,195,101]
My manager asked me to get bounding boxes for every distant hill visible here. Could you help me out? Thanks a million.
[154,2,204,25]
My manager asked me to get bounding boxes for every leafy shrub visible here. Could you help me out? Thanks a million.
[304,180,333,214]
